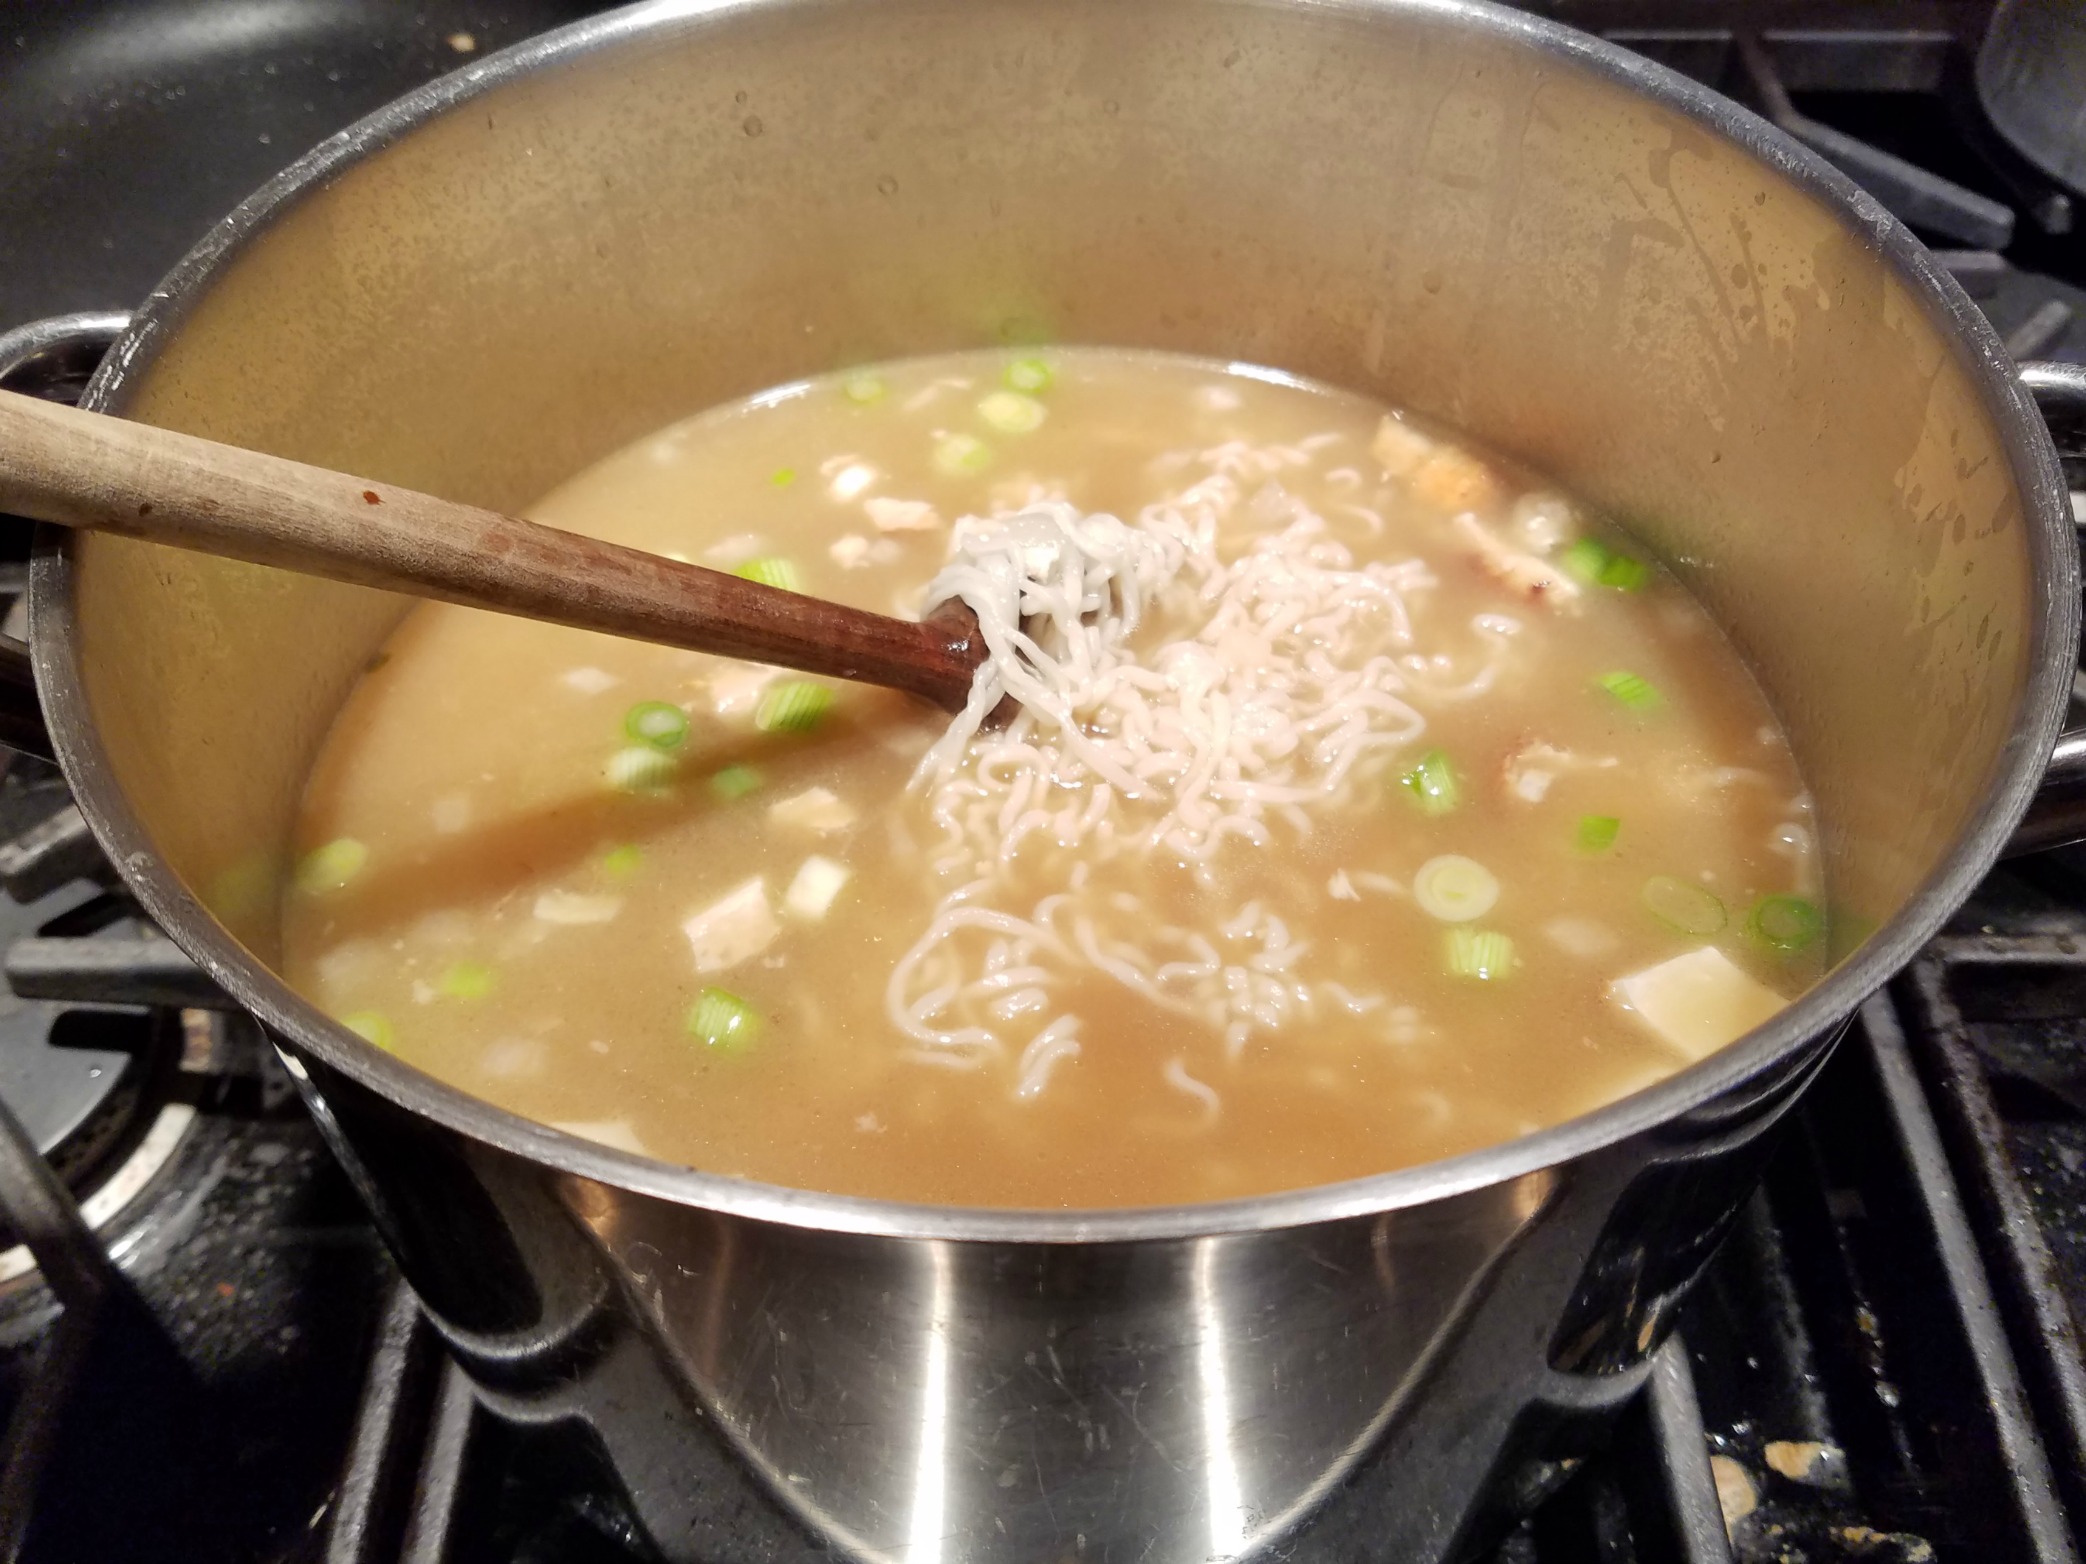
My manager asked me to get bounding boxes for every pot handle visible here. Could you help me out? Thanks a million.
[2005,360,2086,856]
[0,311,134,767]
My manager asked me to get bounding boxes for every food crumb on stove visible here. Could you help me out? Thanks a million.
[1830,1525,1935,1560]
[1763,1439,1841,1484]
[447,31,476,52]
[1709,1454,1757,1534]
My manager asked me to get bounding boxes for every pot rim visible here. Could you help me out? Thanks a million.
[28,0,2079,1244]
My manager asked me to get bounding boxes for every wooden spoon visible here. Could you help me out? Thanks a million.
[0,388,988,711]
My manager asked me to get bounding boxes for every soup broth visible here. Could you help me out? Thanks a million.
[281,348,1820,1209]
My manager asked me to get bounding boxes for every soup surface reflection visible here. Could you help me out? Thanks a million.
[282,349,1821,1208]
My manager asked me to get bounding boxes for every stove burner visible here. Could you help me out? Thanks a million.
[0,889,159,1175]
[0,783,194,1264]
[0,343,211,1301]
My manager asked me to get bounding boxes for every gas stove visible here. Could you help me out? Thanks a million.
[0,3,2082,1560]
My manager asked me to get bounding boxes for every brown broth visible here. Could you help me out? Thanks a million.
[280,349,1820,1209]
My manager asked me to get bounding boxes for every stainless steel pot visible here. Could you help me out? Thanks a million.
[11,2,2086,1559]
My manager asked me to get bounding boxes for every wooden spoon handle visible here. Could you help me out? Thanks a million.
[0,389,985,711]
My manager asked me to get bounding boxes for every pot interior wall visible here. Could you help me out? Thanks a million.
[63,0,2031,980]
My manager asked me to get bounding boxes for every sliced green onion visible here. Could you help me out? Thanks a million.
[1576,815,1621,854]
[438,962,495,1000]
[687,986,760,1052]
[1399,749,1460,815]
[1642,875,1727,936]
[1413,854,1500,922]
[932,431,992,476]
[1596,671,1662,711]
[600,843,643,878]
[709,763,763,800]
[1560,537,1651,591]
[340,1011,394,1051]
[1748,894,1822,954]
[1445,927,1516,981]
[769,466,797,488]
[623,700,690,752]
[1596,551,1650,591]
[756,681,833,734]
[733,556,802,592]
[842,373,887,405]
[977,390,1046,434]
[1004,356,1053,394]
[295,837,368,894]
[1560,537,1609,584]
[605,745,678,793]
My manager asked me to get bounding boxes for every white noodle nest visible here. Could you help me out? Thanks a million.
[881,457,1471,1107]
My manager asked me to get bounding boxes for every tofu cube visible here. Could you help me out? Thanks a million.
[682,877,779,973]
[1611,946,1788,1060]
[769,787,857,833]
[785,856,852,919]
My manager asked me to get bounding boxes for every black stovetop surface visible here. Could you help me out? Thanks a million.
[2,3,2085,1561]
[0,2,611,332]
